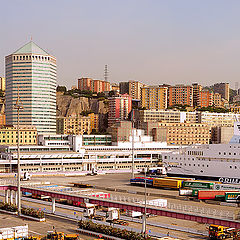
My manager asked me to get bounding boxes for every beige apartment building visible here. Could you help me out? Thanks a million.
[119,80,144,100]
[56,116,91,135]
[141,86,168,110]
[0,125,37,145]
[142,122,211,145]
[138,109,198,123]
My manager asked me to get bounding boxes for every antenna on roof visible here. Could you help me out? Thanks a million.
[104,64,109,82]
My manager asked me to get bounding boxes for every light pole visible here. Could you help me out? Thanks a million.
[131,118,134,179]
[14,88,23,216]
[142,165,147,237]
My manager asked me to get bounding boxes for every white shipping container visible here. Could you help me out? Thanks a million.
[126,210,142,218]
[179,189,193,196]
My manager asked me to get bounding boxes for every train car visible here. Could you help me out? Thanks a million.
[182,180,218,190]
[130,178,153,186]
[153,178,182,189]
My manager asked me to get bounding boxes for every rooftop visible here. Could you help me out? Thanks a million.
[13,41,49,55]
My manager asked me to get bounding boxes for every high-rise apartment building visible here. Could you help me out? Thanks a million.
[212,83,229,101]
[168,85,193,107]
[108,94,132,126]
[119,80,143,100]
[0,77,5,92]
[5,41,56,134]
[199,90,214,108]
[213,92,222,108]
[141,86,168,110]
[78,78,110,93]
[192,83,202,107]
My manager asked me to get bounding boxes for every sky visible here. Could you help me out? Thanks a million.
[1,0,240,89]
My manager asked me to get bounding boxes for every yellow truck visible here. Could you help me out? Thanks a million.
[209,224,235,239]
[153,178,182,189]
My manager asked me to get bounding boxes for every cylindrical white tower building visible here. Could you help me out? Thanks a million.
[5,41,56,134]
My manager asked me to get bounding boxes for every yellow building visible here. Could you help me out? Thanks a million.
[0,125,37,145]
[56,116,91,135]
[147,122,211,145]
[141,86,168,110]
[88,113,99,133]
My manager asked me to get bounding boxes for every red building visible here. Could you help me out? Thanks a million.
[78,78,110,93]
[108,94,132,126]
[168,85,193,107]
[199,90,214,108]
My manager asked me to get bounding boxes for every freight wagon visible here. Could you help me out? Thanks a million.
[182,181,217,189]
[130,178,153,186]
[153,178,182,189]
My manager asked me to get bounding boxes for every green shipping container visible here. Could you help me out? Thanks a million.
[182,181,214,189]
[225,192,240,202]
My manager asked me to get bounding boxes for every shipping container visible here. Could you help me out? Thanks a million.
[225,192,240,202]
[182,181,216,189]
[198,190,238,200]
[153,178,182,189]
[179,189,192,196]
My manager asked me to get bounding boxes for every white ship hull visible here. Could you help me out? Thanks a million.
[162,143,240,184]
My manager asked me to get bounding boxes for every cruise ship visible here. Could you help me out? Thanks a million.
[162,122,240,184]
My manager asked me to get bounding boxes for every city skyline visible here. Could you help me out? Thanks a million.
[1,0,240,89]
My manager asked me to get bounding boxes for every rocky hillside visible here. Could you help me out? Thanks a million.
[57,95,108,117]
[56,94,109,132]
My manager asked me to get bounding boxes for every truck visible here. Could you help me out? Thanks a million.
[45,231,79,240]
[106,207,119,222]
[209,224,235,239]
[21,172,31,181]
[83,203,97,218]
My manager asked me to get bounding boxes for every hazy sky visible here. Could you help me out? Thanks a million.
[1,0,240,89]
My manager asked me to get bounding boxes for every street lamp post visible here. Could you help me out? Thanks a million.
[131,119,134,179]
[15,89,23,216]
[142,165,147,237]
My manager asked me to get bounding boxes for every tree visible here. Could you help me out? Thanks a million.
[56,85,67,92]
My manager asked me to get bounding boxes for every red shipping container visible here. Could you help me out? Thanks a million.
[198,190,238,200]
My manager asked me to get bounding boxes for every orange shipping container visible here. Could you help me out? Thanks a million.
[198,190,238,200]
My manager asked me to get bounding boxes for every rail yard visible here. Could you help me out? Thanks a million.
[1,172,240,239]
